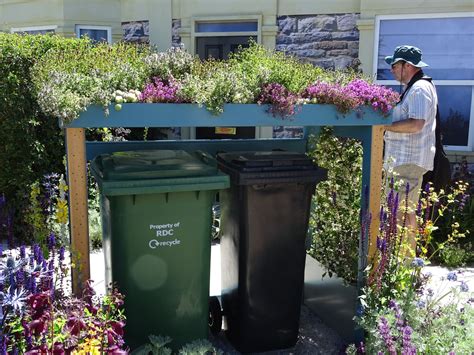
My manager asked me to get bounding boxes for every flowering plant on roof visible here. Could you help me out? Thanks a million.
[30,39,398,122]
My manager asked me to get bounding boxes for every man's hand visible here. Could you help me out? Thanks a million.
[384,118,425,133]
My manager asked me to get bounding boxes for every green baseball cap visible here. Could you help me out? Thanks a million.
[385,45,429,67]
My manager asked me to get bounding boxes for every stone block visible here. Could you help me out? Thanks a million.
[334,56,355,69]
[292,49,326,58]
[298,15,337,32]
[316,41,347,50]
[336,14,359,31]
[308,58,335,70]
[331,31,359,41]
[278,16,297,34]
[328,49,351,57]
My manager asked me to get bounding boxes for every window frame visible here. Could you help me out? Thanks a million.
[373,13,474,152]
[190,15,261,55]
[10,25,57,34]
[75,24,112,43]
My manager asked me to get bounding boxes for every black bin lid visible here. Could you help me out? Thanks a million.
[216,151,327,185]
[216,151,314,172]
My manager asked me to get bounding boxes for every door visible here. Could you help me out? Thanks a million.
[196,36,257,139]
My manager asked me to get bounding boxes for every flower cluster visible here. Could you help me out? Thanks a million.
[302,79,399,115]
[140,77,182,103]
[257,83,300,118]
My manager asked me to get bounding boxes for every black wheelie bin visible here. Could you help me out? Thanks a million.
[216,151,327,353]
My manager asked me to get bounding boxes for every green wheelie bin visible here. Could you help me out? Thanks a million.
[91,149,229,351]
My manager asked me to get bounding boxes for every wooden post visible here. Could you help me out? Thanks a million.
[367,125,385,261]
[65,128,90,296]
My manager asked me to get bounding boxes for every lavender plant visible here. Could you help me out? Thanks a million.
[350,179,472,354]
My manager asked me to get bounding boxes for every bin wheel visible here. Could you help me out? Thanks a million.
[209,296,222,335]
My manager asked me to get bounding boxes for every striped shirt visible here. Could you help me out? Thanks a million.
[384,80,437,171]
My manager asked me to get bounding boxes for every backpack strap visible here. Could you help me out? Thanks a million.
[399,70,443,147]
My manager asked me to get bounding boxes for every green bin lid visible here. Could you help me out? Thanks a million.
[93,150,217,181]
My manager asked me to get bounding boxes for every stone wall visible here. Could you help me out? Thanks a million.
[273,13,360,138]
[276,14,360,70]
[122,20,149,43]
[172,19,182,47]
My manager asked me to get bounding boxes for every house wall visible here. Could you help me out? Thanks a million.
[0,0,472,159]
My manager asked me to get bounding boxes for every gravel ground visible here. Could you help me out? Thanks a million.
[208,304,345,354]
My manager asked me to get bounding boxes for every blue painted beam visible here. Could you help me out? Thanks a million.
[85,138,307,161]
[65,103,392,128]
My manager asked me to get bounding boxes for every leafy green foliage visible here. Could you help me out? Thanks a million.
[307,127,363,284]
[133,335,222,355]
[32,39,152,121]
[0,34,75,240]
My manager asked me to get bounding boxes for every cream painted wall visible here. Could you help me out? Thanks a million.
[122,0,172,50]
[63,0,121,39]
[1,0,63,32]
[278,0,360,15]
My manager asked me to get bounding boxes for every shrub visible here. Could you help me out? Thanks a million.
[307,127,363,284]
[0,34,77,241]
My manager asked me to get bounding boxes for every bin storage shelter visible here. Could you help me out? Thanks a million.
[64,103,388,309]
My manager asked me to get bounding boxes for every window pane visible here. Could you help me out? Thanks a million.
[16,29,55,35]
[196,21,257,32]
[437,86,471,146]
[377,17,474,80]
[79,29,108,43]
[384,85,471,147]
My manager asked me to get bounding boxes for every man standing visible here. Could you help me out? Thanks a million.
[383,45,437,254]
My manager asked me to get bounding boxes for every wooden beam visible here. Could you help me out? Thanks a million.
[367,125,384,261]
[66,128,90,296]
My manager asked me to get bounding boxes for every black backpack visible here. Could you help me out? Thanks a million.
[399,71,451,192]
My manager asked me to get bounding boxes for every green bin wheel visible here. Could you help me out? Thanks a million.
[209,296,222,335]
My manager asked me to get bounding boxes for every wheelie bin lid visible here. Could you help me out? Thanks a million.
[216,151,327,185]
[91,150,229,196]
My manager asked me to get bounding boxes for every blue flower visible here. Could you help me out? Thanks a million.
[447,271,458,281]
[411,257,425,268]
[460,281,469,292]
[416,300,426,308]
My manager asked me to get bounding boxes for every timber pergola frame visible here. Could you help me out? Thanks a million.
[64,103,389,295]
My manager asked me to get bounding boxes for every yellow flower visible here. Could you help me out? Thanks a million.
[73,335,102,355]
[55,199,69,224]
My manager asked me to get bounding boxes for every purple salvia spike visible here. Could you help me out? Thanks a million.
[20,245,26,259]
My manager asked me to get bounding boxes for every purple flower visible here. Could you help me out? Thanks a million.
[59,246,65,262]
[402,325,416,354]
[19,245,26,259]
[140,77,182,103]
[447,271,458,281]
[47,233,56,251]
[460,281,469,292]
[29,276,37,294]
[378,317,396,353]
[258,83,299,118]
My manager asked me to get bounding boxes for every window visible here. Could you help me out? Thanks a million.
[374,14,474,150]
[192,16,260,60]
[76,25,111,43]
[11,25,56,35]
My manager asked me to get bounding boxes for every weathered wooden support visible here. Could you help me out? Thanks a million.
[65,127,90,296]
